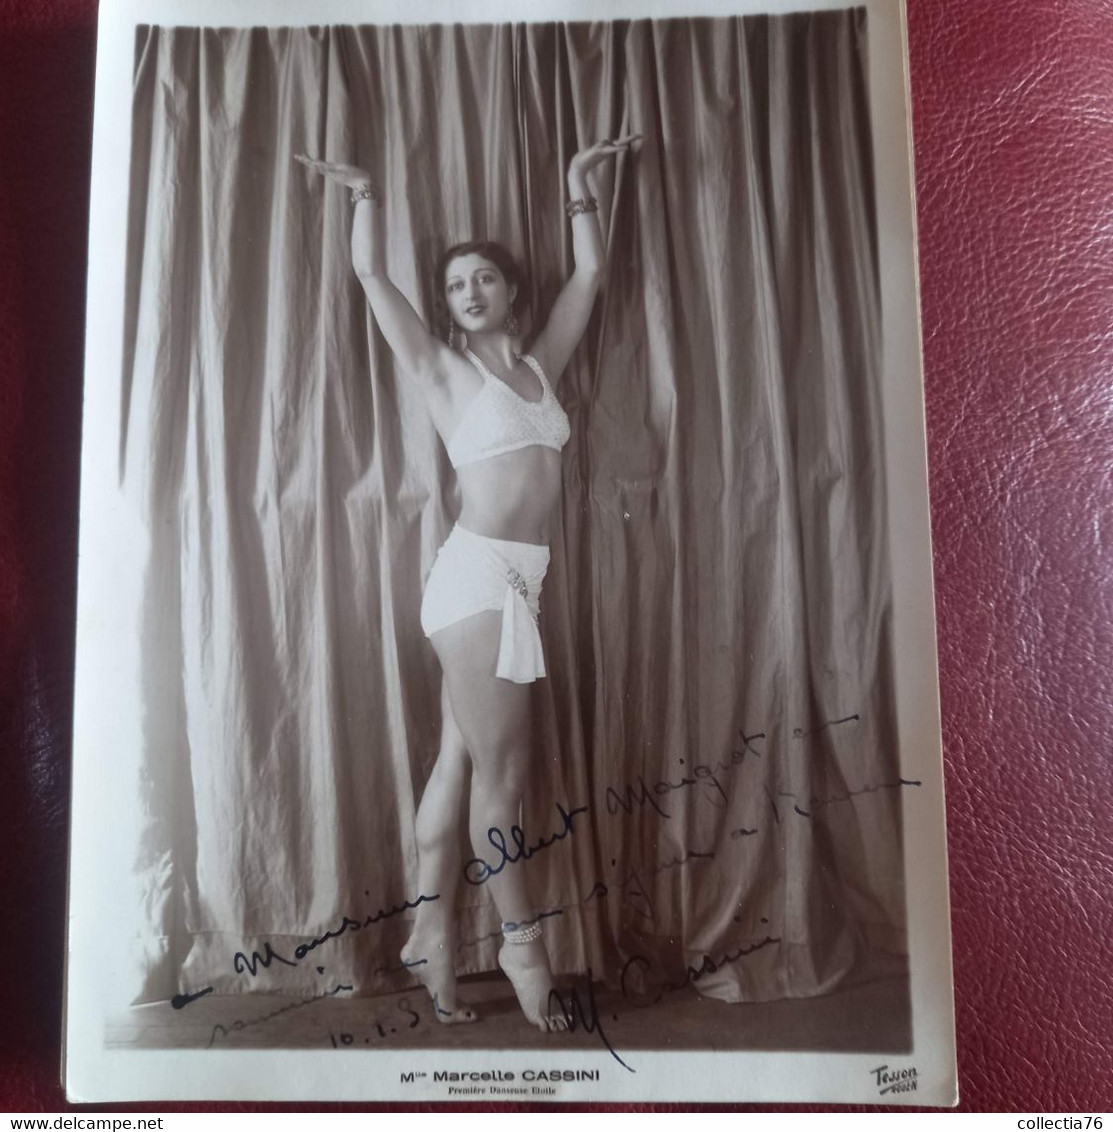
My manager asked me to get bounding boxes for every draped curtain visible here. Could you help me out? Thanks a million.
[124,10,905,1008]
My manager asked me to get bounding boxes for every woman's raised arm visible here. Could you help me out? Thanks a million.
[296,156,451,385]
[530,136,640,383]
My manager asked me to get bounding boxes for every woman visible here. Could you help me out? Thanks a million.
[297,134,638,1032]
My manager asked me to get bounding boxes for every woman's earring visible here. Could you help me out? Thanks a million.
[503,313,521,338]
[447,321,457,349]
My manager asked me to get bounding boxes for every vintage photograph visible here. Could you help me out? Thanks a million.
[66,0,954,1105]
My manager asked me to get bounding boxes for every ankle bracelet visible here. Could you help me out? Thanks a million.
[502,919,542,945]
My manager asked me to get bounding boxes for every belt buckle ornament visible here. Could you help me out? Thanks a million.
[506,568,528,600]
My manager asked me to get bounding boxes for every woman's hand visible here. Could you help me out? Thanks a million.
[568,135,642,178]
[295,154,375,189]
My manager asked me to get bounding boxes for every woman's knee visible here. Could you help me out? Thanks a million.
[414,750,467,853]
[436,726,469,779]
[415,795,456,856]
[470,741,529,800]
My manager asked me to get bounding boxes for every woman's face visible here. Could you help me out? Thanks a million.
[444,253,517,336]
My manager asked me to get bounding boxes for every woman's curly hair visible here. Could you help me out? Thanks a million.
[434,240,527,341]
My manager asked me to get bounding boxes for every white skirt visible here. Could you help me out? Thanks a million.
[420,524,551,683]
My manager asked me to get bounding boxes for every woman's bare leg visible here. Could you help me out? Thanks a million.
[431,611,564,1032]
[400,681,477,1023]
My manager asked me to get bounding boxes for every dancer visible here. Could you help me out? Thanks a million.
[297,134,637,1030]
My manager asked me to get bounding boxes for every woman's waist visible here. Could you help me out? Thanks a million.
[455,466,561,544]
[454,502,552,545]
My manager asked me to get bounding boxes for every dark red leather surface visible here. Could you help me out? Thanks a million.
[910,0,1113,1113]
[2,0,1111,1114]
[0,0,95,1114]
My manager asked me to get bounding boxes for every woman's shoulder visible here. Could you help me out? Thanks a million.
[417,343,477,388]
[518,347,555,388]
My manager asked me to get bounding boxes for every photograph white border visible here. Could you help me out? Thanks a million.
[64,0,955,1105]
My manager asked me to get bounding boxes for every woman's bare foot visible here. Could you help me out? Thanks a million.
[400,935,478,1025]
[498,940,569,1032]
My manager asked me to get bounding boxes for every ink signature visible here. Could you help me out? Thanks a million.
[463,801,590,886]
[619,935,781,1007]
[207,981,353,1047]
[792,713,859,739]
[603,729,766,818]
[567,848,716,924]
[548,969,633,1072]
[778,777,922,818]
[233,891,440,977]
[172,986,214,1009]
[208,710,916,1061]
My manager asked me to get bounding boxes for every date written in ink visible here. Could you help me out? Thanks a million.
[327,997,423,1046]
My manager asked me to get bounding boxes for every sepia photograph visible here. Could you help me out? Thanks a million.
[65,0,954,1104]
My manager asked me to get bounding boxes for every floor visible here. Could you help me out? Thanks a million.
[107,967,912,1057]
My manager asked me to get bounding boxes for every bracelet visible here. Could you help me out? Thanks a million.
[350,182,382,206]
[565,195,598,218]
[502,919,543,945]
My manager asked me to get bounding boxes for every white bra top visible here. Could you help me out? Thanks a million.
[446,349,571,470]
